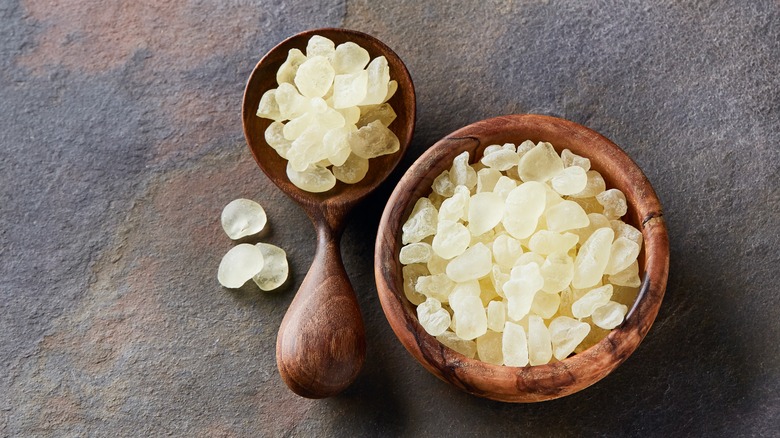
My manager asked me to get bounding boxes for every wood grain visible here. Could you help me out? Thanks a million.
[374,114,669,403]
[242,28,416,398]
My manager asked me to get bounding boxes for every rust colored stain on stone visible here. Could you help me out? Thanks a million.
[18,0,262,74]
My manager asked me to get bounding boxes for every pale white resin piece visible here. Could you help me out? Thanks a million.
[399,242,434,264]
[605,237,641,275]
[551,165,588,196]
[437,331,477,358]
[468,192,505,236]
[333,153,369,184]
[540,252,574,294]
[332,71,368,108]
[531,290,561,319]
[487,301,507,332]
[527,316,553,366]
[357,103,397,128]
[402,264,428,305]
[331,41,370,74]
[349,120,400,159]
[591,301,629,329]
[502,322,529,367]
[221,199,268,240]
[529,230,579,255]
[257,89,282,121]
[286,163,336,193]
[432,220,471,259]
[276,48,307,85]
[477,331,504,365]
[450,151,478,190]
[502,181,547,239]
[561,148,591,171]
[608,260,642,287]
[305,35,336,59]
[492,234,523,270]
[517,142,564,182]
[549,316,591,360]
[415,273,455,303]
[571,284,613,319]
[417,298,452,336]
[402,197,438,244]
[294,55,336,98]
[446,243,493,282]
[596,188,628,219]
[451,295,488,340]
[572,227,615,289]
[252,243,289,291]
[545,200,589,232]
[361,56,390,105]
[265,121,293,159]
[217,244,265,289]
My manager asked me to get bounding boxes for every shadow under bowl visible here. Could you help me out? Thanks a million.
[374,114,669,403]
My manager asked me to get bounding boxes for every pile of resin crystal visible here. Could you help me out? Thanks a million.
[400,141,643,366]
[256,35,400,193]
[217,199,290,291]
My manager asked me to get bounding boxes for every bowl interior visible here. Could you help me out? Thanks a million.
[375,114,669,402]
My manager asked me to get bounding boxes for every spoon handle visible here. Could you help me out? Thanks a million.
[276,223,366,398]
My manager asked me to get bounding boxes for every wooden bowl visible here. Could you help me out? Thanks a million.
[375,114,669,402]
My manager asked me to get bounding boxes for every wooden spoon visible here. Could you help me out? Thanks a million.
[242,28,415,398]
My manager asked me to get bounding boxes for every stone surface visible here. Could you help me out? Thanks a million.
[0,0,778,436]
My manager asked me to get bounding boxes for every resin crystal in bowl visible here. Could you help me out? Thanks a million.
[375,114,669,402]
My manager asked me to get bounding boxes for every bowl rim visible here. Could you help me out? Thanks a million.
[374,114,669,403]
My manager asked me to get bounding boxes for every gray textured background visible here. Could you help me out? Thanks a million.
[1,0,778,436]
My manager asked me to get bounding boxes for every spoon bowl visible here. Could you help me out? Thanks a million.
[242,28,415,398]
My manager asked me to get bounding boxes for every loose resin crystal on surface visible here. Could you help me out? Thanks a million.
[252,243,289,291]
[417,298,452,336]
[221,199,268,240]
[218,244,264,289]
[549,316,591,360]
